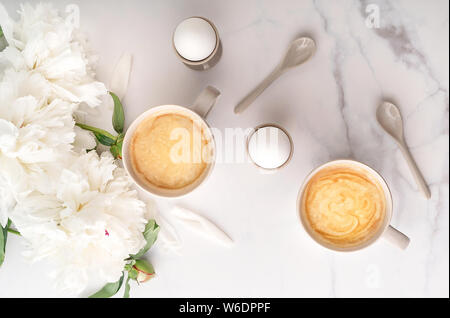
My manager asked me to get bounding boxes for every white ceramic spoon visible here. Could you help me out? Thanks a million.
[234,37,316,114]
[377,101,431,199]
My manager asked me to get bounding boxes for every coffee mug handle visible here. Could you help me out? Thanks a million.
[192,86,221,119]
[382,225,410,250]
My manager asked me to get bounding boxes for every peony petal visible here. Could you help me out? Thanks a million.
[171,206,233,248]
[73,125,96,152]
[109,53,133,101]
[0,118,18,153]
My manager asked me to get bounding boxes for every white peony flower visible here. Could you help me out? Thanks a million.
[0,3,107,107]
[0,3,153,296]
[12,151,148,294]
[0,2,106,228]
[0,155,30,227]
[0,69,76,224]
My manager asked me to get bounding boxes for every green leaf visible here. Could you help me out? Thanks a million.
[0,220,12,267]
[7,228,20,236]
[0,26,7,52]
[110,92,125,134]
[92,133,116,147]
[89,272,124,298]
[123,276,131,298]
[76,123,116,146]
[131,220,159,259]
[0,226,6,267]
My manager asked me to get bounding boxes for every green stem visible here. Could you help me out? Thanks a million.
[7,228,21,236]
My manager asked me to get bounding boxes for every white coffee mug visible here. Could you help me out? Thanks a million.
[122,86,220,198]
[296,159,410,251]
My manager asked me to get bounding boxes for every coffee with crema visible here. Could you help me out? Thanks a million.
[130,111,212,190]
[301,164,386,248]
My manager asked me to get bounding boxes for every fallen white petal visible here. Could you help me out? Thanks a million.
[109,52,133,101]
[143,200,183,253]
[158,215,183,252]
[171,206,233,248]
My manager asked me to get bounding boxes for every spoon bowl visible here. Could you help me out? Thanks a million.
[376,102,404,141]
[281,37,316,70]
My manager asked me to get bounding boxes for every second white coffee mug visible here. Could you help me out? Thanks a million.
[296,159,410,251]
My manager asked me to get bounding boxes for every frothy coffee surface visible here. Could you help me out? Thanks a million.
[130,112,210,190]
[302,165,385,248]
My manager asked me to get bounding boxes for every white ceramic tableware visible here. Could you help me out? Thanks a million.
[246,123,293,172]
[297,159,410,251]
[377,101,431,199]
[172,17,222,70]
[122,86,220,198]
[234,37,316,114]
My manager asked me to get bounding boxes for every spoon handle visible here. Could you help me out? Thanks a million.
[234,66,282,114]
[398,142,431,199]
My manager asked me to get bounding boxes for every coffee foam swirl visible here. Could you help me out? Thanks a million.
[302,165,385,248]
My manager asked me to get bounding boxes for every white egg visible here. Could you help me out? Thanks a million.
[248,126,292,169]
[173,17,217,62]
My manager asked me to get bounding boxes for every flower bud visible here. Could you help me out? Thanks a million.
[133,259,155,283]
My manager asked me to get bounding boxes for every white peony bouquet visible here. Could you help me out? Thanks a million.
[0,3,158,297]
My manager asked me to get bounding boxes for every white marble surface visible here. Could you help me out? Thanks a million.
[0,0,448,298]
